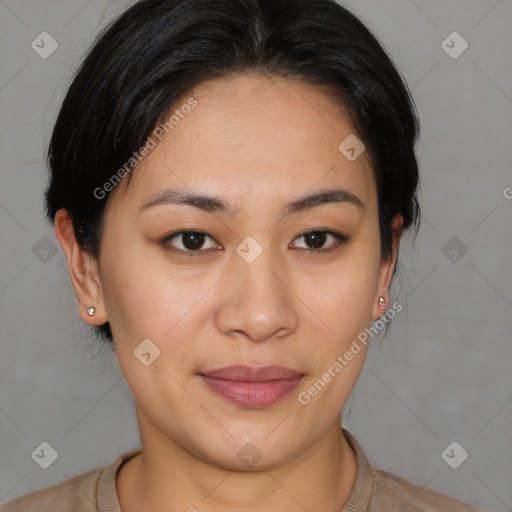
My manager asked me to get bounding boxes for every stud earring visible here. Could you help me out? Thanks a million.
[378,296,385,309]
[86,306,96,316]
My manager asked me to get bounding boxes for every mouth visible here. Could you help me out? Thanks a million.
[198,365,304,408]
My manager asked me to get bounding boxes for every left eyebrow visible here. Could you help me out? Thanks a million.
[282,189,366,216]
[138,187,365,216]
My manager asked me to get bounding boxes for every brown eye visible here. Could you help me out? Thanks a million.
[180,232,206,250]
[291,230,348,252]
[163,231,219,255]
[303,231,327,249]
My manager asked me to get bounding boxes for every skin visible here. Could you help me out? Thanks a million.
[55,74,403,512]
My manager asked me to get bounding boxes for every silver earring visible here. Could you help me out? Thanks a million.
[378,296,385,309]
[86,306,96,316]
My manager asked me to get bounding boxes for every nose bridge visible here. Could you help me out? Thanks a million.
[239,251,281,303]
[215,238,298,341]
[235,234,278,289]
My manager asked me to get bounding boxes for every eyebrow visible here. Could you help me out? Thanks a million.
[138,188,365,216]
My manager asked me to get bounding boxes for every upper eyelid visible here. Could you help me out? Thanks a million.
[167,228,341,240]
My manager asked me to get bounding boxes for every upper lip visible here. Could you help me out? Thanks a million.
[199,365,303,381]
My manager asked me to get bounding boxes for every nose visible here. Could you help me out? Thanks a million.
[214,246,299,343]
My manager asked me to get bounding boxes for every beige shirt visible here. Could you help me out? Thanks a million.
[0,429,490,511]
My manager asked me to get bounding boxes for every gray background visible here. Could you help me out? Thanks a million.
[0,0,511,510]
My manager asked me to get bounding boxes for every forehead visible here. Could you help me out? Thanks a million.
[111,74,376,215]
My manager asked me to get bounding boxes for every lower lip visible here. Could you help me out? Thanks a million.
[199,375,302,408]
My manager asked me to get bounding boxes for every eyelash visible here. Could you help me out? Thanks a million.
[161,229,349,257]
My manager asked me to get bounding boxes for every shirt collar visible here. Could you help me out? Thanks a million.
[96,428,375,512]
[341,428,375,511]
[97,446,142,512]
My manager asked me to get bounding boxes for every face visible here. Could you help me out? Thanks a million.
[58,74,401,470]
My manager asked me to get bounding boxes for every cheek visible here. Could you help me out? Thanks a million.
[296,260,376,409]
[98,233,210,342]
[304,243,380,331]
[99,250,211,403]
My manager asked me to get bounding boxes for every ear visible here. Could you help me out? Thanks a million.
[54,209,108,326]
[371,213,403,322]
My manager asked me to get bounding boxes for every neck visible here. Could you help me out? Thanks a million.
[117,412,357,512]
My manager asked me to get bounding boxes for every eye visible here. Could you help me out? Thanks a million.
[162,230,220,256]
[290,230,348,253]
[161,229,348,257]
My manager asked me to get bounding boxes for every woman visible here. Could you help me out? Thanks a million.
[0,0,492,510]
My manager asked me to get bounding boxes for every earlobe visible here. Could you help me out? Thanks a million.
[79,303,107,326]
[54,209,108,326]
[371,294,387,323]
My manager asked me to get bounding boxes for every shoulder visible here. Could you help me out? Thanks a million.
[0,448,142,512]
[342,428,492,512]
[0,466,105,512]
[372,467,490,511]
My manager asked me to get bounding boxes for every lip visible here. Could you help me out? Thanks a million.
[200,364,303,381]
[198,365,304,408]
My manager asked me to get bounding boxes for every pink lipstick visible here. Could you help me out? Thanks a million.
[199,365,303,408]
